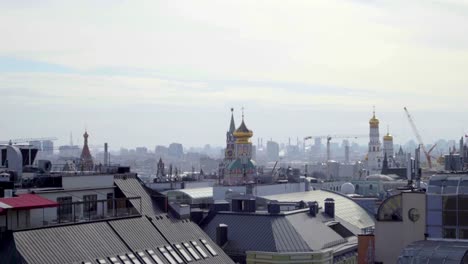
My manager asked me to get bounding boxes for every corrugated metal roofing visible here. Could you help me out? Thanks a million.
[109,217,167,248]
[6,176,235,264]
[203,211,346,254]
[151,216,234,264]
[114,176,234,264]
[262,190,375,230]
[114,177,163,215]
[14,221,130,264]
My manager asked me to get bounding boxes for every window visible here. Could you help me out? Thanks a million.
[174,244,192,262]
[443,196,457,210]
[127,253,141,264]
[159,247,177,264]
[107,193,114,211]
[183,243,200,260]
[191,241,208,259]
[83,194,98,218]
[165,246,183,264]
[443,228,457,239]
[108,257,119,264]
[118,255,132,264]
[137,252,153,264]
[443,211,457,226]
[200,239,218,256]
[459,229,468,239]
[57,196,72,222]
[458,211,468,226]
[459,196,468,210]
[369,184,373,190]
[146,250,164,264]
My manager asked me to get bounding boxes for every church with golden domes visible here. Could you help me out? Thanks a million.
[220,108,256,186]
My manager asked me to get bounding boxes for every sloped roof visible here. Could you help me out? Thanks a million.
[6,175,235,264]
[0,194,58,214]
[261,190,375,231]
[114,176,164,215]
[14,221,130,264]
[204,211,347,254]
[114,175,235,264]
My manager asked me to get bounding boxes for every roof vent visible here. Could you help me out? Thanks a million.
[216,224,228,247]
[325,198,335,218]
[308,201,318,217]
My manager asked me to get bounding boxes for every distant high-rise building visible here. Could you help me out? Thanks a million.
[368,108,382,174]
[154,145,168,156]
[266,140,280,162]
[29,140,42,151]
[80,130,94,171]
[168,143,183,158]
[42,140,54,155]
[135,147,148,155]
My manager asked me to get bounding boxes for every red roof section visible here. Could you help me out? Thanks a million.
[0,194,58,214]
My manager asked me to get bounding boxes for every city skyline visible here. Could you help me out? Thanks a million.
[1,1,468,147]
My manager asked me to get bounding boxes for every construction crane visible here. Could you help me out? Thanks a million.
[404,107,437,168]
[304,135,367,161]
[0,137,58,145]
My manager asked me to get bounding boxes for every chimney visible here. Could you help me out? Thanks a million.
[267,201,280,214]
[324,198,335,218]
[216,224,228,247]
[104,143,109,166]
[308,201,318,217]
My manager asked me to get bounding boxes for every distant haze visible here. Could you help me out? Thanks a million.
[1,1,468,148]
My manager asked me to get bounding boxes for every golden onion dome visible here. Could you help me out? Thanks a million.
[383,133,393,141]
[233,120,253,143]
[369,113,379,128]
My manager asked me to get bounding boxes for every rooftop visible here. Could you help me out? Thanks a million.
[261,189,375,231]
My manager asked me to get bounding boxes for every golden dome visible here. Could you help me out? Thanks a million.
[233,120,253,144]
[383,133,393,141]
[369,112,379,128]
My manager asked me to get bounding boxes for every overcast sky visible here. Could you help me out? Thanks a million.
[1,0,468,149]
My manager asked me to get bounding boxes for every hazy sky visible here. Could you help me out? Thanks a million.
[1,0,468,149]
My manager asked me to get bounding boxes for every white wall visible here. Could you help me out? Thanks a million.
[375,192,426,264]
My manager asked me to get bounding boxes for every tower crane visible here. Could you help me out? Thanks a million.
[404,107,437,168]
[304,135,367,161]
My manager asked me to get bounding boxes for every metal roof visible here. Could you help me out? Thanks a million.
[0,194,58,214]
[114,176,164,215]
[163,187,213,200]
[204,210,349,254]
[261,190,375,230]
[5,176,235,264]
[398,240,468,264]
[14,221,130,264]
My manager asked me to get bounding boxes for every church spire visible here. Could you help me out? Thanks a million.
[229,108,236,133]
[80,129,94,171]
